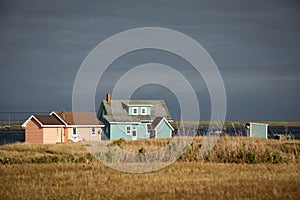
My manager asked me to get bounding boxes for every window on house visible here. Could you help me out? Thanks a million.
[92,127,95,135]
[141,107,147,115]
[132,107,138,115]
[72,127,77,135]
[126,126,131,135]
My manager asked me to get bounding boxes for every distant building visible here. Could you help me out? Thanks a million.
[97,93,174,140]
[22,111,104,144]
[246,122,268,139]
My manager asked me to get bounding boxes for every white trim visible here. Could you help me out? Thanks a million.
[49,111,68,125]
[154,117,174,131]
[72,127,77,135]
[132,107,138,115]
[22,113,104,129]
[132,129,137,140]
[22,115,66,128]
[65,125,104,128]
[127,104,153,107]
[141,107,147,115]
[249,122,268,139]
[249,122,269,126]
[110,121,140,124]
[22,115,43,128]
[110,120,173,124]
[125,125,131,135]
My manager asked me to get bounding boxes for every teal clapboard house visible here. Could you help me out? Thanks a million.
[97,93,174,140]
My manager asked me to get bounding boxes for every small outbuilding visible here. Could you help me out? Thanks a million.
[246,122,269,139]
[147,117,174,139]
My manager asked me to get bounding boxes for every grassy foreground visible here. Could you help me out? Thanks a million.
[1,137,300,199]
[1,162,299,199]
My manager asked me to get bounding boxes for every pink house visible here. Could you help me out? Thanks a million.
[22,111,104,144]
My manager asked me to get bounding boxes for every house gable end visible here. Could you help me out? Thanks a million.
[22,115,43,128]
[149,117,173,131]
[49,111,68,125]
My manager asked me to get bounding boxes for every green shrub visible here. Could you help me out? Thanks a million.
[237,150,245,162]
[262,149,272,163]
[0,157,12,164]
[246,151,257,163]
[74,157,85,163]
[51,156,59,163]
[110,138,126,149]
[272,152,283,163]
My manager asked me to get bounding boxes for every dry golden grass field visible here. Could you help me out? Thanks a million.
[1,162,300,199]
[1,137,300,199]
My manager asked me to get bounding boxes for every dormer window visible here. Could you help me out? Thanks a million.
[132,107,138,115]
[141,107,147,115]
[128,105,151,115]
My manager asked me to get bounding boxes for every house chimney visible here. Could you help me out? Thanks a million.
[106,93,111,103]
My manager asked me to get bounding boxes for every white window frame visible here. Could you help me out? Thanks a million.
[132,129,137,140]
[91,127,95,135]
[132,107,138,115]
[141,107,147,115]
[72,127,77,135]
[126,126,131,135]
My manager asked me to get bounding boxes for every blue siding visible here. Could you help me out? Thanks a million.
[155,120,172,138]
[98,102,173,140]
[110,123,150,140]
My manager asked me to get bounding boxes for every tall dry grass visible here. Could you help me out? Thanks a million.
[0,142,93,164]
[96,136,300,164]
[180,136,300,163]
[1,138,300,199]
[0,137,299,164]
[0,162,299,199]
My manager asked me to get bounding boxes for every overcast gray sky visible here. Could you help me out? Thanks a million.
[0,0,299,121]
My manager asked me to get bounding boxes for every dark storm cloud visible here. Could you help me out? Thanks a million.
[0,0,299,121]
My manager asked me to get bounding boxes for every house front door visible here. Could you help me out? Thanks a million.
[132,129,137,140]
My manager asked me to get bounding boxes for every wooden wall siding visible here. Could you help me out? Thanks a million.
[25,119,43,144]
[43,128,62,144]
[77,127,102,141]
[67,128,74,139]
[25,120,101,143]
[64,128,68,142]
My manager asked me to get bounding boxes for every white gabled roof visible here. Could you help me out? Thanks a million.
[22,115,65,128]
[148,117,174,131]
[22,111,104,128]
